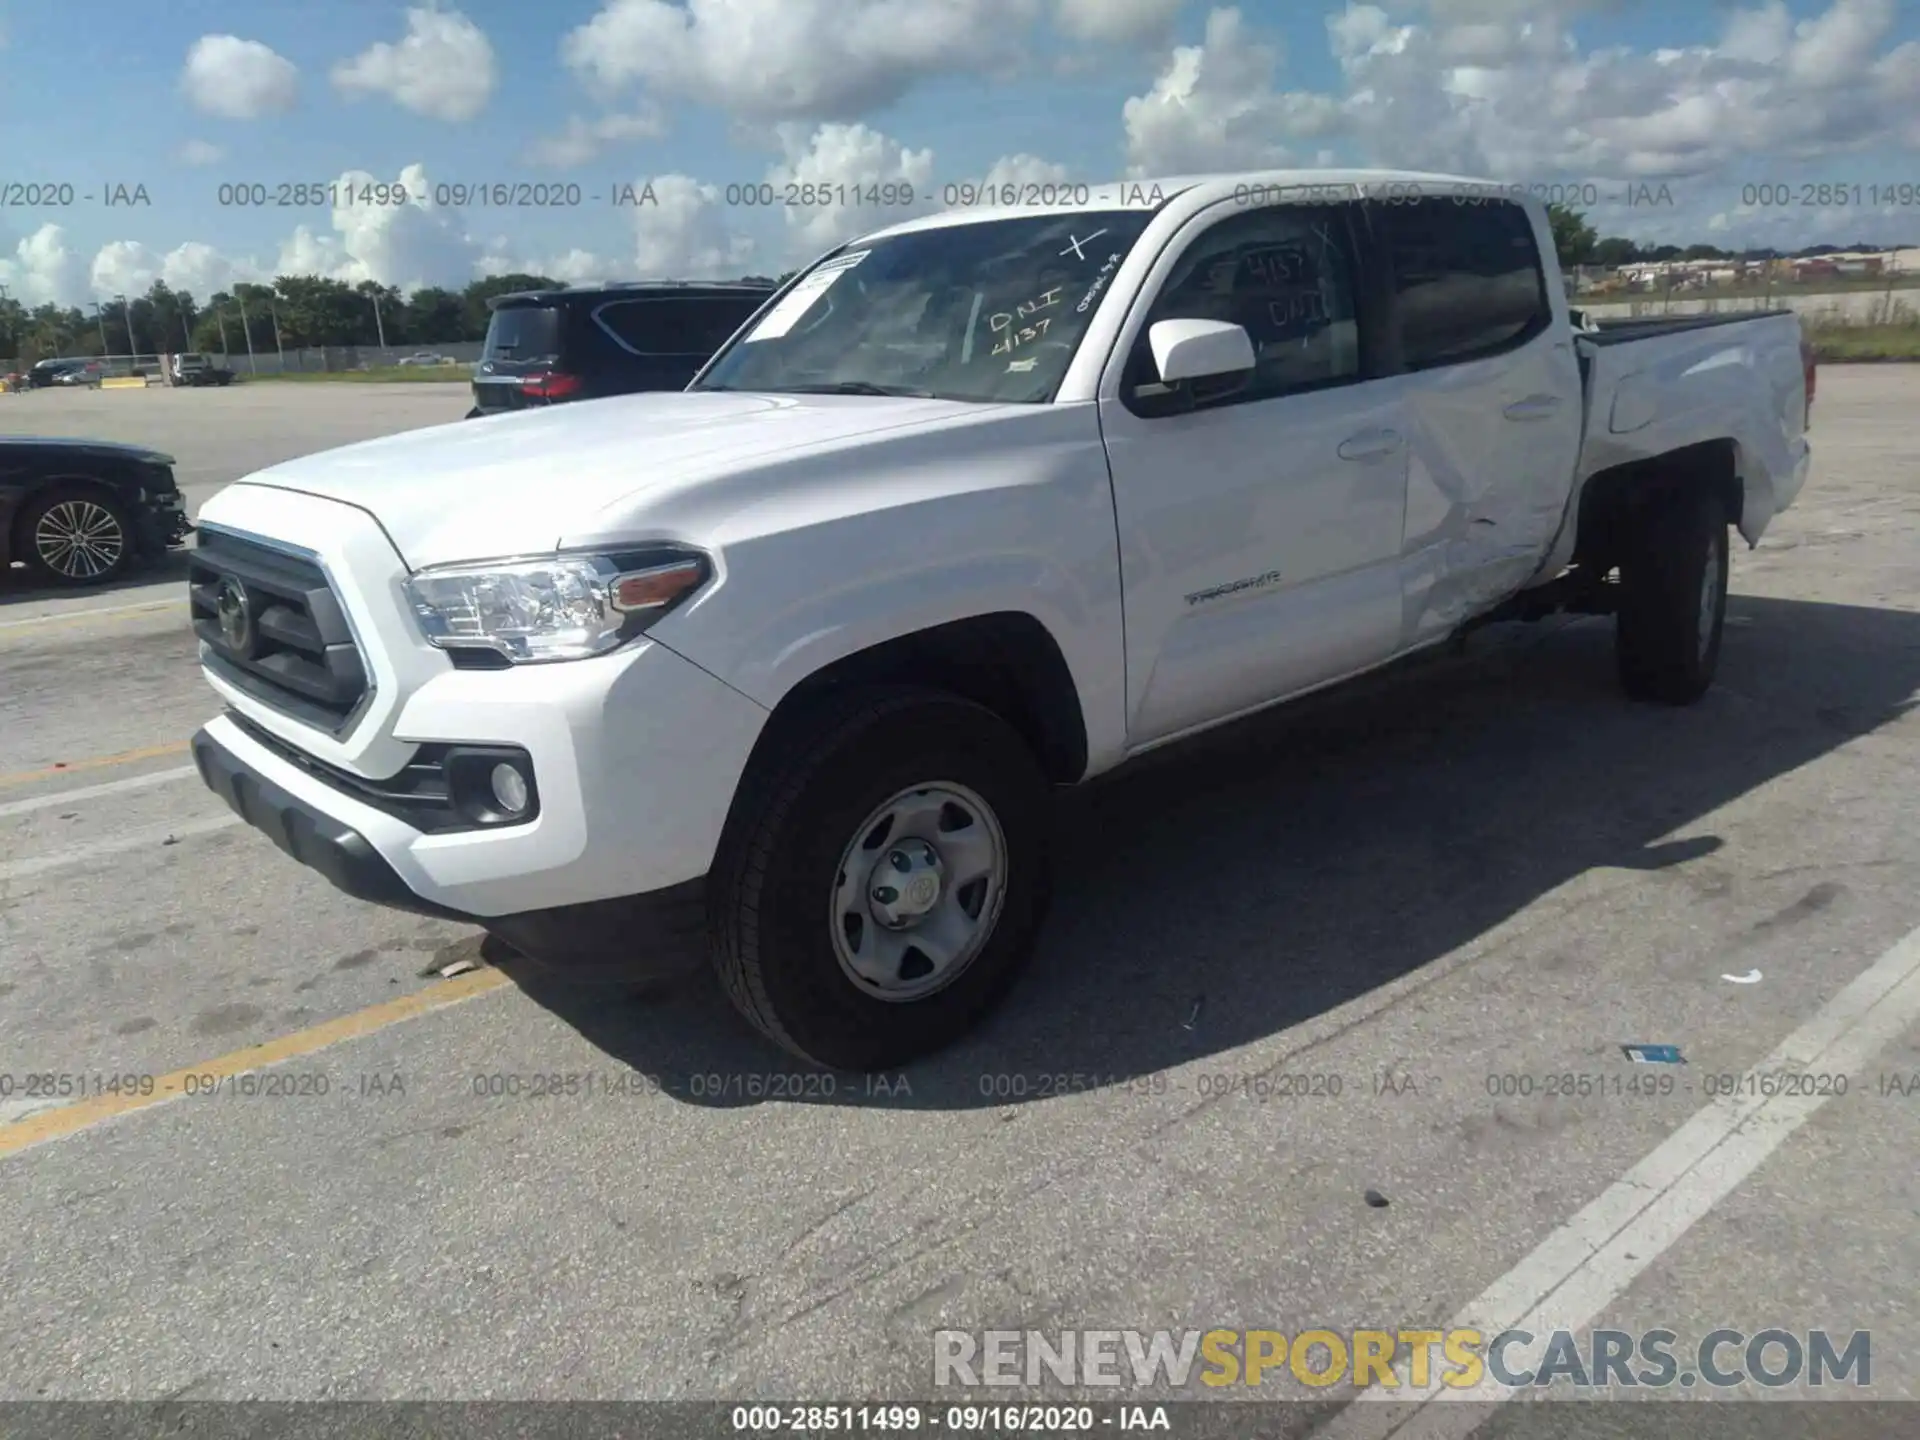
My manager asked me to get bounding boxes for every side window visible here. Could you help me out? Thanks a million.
[1383,199,1550,369]
[1134,204,1363,409]
[594,298,754,356]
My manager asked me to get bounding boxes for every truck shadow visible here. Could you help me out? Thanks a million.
[495,594,1920,1109]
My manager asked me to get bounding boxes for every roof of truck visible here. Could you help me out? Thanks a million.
[855,168,1521,243]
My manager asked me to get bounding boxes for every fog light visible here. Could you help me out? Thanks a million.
[490,762,529,815]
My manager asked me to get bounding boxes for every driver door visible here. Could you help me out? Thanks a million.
[1098,200,1409,747]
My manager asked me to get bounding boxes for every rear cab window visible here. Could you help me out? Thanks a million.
[1378,197,1551,369]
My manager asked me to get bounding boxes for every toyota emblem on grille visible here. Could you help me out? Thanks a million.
[215,575,255,657]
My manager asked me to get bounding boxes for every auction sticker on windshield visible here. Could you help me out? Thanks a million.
[745,251,869,341]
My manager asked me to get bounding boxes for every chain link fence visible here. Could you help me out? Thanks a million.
[214,342,483,376]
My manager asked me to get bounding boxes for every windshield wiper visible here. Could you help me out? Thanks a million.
[775,381,937,398]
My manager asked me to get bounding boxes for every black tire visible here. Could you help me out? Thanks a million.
[464,407,483,419]
[709,686,1052,1071]
[1615,487,1729,704]
[16,484,134,587]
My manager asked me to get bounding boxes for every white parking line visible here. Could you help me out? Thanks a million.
[1317,918,1920,1435]
[0,599,176,630]
[0,764,196,819]
[0,813,241,883]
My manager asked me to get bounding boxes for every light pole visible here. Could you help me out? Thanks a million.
[91,301,109,355]
[114,293,136,359]
[234,292,259,373]
[370,288,387,349]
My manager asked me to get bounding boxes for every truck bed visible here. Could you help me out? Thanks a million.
[1563,309,1809,557]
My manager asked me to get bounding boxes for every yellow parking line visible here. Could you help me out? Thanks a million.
[0,967,510,1159]
[0,740,190,788]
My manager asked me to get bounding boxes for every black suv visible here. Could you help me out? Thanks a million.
[468,281,775,417]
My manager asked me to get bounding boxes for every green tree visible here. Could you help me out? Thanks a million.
[0,295,25,359]
[353,279,402,346]
[193,291,235,354]
[1591,236,1640,267]
[272,275,364,347]
[231,282,280,354]
[1546,204,1597,269]
[405,286,467,344]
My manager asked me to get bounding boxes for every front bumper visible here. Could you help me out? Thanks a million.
[193,725,461,920]
[135,495,193,554]
[192,722,710,974]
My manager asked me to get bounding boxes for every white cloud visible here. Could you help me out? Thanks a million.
[270,164,484,291]
[1322,0,1920,180]
[1123,8,1343,176]
[89,238,268,302]
[332,6,496,122]
[630,174,757,277]
[765,122,937,251]
[1056,0,1185,45]
[0,224,85,307]
[980,152,1075,191]
[1109,0,1920,191]
[524,108,667,168]
[180,35,299,119]
[176,140,226,167]
[561,0,1041,122]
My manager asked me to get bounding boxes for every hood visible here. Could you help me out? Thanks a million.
[0,435,174,464]
[223,389,992,568]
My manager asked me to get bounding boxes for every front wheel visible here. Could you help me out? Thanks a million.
[709,687,1052,1070]
[1616,488,1729,704]
[17,486,133,586]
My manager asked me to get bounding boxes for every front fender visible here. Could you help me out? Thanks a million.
[648,438,1129,772]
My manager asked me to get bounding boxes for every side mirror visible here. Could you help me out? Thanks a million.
[1148,318,1255,384]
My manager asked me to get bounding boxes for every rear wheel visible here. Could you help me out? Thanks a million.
[1615,488,1729,704]
[709,686,1052,1071]
[17,485,133,586]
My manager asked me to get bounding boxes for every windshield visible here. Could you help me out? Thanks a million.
[482,304,563,364]
[694,210,1156,404]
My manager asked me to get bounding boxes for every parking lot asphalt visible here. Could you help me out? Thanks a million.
[0,374,1916,1419]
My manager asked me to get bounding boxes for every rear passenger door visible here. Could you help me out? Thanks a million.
[1371,197,1583,642]
[591,296,760,393]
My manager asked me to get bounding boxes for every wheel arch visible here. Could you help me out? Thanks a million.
[1572,438,1742,574]
[730,611,1091,798]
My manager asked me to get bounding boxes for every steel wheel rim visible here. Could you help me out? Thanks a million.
[34,499,124,579]
[829,781,1009,1003]
[1698,526,1724,658]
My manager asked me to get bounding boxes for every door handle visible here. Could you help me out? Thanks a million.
[1503,394,1562,421]
[1337,429,1404,461]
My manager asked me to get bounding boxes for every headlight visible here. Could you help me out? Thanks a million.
[404,550,709,662]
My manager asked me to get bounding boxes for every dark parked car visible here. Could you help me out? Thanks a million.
[27,358,97,388]
[467,280,775,418]
[0,437,192,586]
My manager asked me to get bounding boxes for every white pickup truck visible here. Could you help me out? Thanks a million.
[187,170,1814,1069]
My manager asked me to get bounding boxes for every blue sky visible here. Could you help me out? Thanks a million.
[3,0,1919,305]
